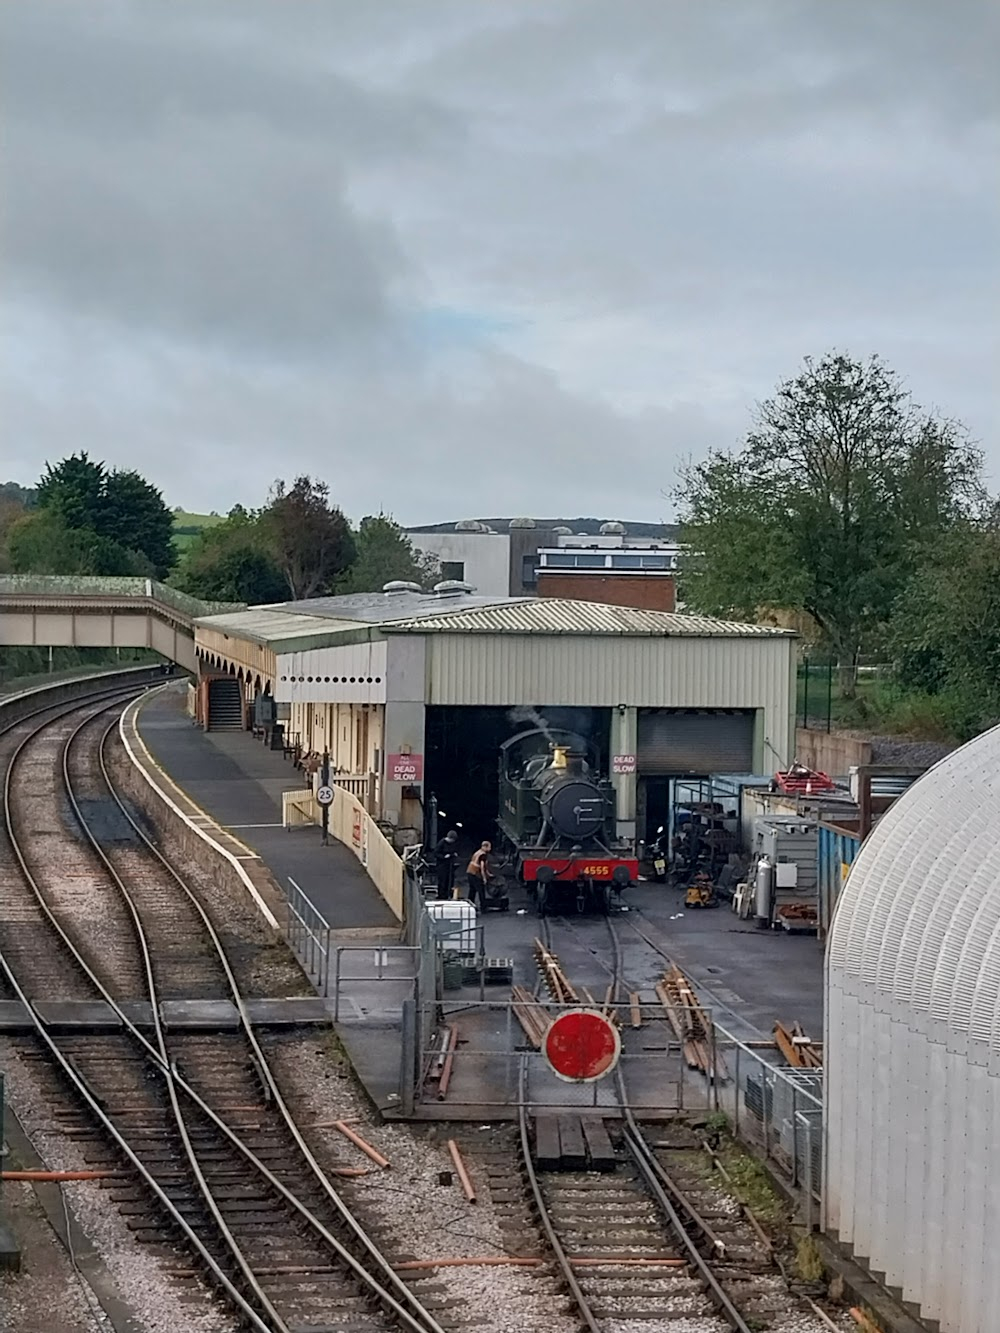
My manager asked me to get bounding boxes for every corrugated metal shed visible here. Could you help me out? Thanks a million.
[825,722,1000,1332]
[383,599,794,637]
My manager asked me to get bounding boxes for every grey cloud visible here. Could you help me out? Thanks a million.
[1,0,997,516]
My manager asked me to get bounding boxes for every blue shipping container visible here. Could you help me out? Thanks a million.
[818,822,860,936]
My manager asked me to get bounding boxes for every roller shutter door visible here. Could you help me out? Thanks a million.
[637,709,754,774]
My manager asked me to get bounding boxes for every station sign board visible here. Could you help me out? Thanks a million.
[543,1008,621,1083]
[387,753,423,782]
[611,753,637,774]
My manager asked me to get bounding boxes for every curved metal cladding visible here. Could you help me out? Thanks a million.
[825,723,1000,1332]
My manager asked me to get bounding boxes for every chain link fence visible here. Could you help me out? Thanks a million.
[714,1023,823,1207]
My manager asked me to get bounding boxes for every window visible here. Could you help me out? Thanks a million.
[574,553,608,568]
[440,561,465,581]
[521,554,538,587]
[541,552,576,568]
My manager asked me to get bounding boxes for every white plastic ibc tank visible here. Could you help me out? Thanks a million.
[425,900,479,955]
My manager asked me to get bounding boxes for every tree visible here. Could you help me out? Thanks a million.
[176,507,286,605]
[36,453,106,533]
[338,514,439,594]
[33,452,175,578]
[676,353,982,692]
[6,509,149,576]
[888,515,1000,738]
[264,476,355,601]
[101,469,176,579]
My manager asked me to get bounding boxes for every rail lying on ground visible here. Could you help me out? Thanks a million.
[0,685,448,1333]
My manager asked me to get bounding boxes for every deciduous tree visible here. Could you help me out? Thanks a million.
[338,514,438,594]
[265,477,355,601]
[176,507,286,605]
[676,353,982,692]
[889,514,1000,738]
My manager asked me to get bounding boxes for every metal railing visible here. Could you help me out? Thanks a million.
[285,876,334,994]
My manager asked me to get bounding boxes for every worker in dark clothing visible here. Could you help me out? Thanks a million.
[434,829,459,900]
[465,841,493,908]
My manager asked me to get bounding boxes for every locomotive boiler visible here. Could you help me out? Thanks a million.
[497,727,638,915]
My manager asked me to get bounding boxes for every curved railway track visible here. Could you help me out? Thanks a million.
[516,912,839,1333]
[1,688,450,1333]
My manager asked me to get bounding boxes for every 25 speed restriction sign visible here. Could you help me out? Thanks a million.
[316,785,334,807]
[543,1008,621,1083]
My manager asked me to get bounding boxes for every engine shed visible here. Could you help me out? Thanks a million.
[193,588,796,846]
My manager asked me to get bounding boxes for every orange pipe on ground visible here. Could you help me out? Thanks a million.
[437,1026,459,1100]
[332,1120,390,1169]
[394,1258,542,1270]
[2,1170,117,1182]
[446,1140,476,1203]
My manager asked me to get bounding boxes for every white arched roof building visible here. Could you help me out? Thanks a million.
[825,722,1000,1332]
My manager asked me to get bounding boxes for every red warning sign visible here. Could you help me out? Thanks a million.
[543,1008,621,1083]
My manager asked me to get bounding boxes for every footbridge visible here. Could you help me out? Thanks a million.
[0,576,242,673]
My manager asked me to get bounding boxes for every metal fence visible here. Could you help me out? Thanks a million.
[714,1023,823,1206]
[415,998,718,1114]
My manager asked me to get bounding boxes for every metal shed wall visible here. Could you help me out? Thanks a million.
[825,722,1000,1332]
[423,633,795,766]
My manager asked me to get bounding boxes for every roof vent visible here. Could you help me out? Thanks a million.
[433,579,477,596]
[383,580,423,594]
[509,517,535,529]
[552,525,573,535]
[455,519,484,532]
[600,521,626,535]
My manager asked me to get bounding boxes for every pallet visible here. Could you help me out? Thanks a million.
[533,1114,618,1173]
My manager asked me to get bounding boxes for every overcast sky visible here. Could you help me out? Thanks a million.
[2,2,997,525]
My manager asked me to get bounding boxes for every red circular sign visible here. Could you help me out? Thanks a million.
[543,1008,621,1083]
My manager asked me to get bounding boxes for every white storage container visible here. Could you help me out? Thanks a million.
[425,900,479,956]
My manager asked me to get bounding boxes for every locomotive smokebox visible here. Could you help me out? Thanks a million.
[541,778,604,839]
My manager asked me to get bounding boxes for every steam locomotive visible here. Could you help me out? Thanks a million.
[497,727,639,915]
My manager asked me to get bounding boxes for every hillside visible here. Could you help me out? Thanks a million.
[171,509,226,553]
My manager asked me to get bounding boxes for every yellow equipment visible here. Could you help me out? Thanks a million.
[684,875,717,909]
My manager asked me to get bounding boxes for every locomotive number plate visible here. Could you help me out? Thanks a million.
[580,864,612,877]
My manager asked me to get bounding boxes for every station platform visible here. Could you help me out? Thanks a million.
[134,688,397,933]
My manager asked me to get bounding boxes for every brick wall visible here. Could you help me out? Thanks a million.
[536,572,676,612]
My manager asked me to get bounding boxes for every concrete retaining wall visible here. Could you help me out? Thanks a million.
[0,666,169,726]
[794,727,872,777]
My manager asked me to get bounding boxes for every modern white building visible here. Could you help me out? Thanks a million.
[825,722,1000,1332]
[407,518,682,597]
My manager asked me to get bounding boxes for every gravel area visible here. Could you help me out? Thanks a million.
[0,1178,107,1333]
[105,736,310,1000]
[0,1038,237,1333]
[266,1035,581,1333]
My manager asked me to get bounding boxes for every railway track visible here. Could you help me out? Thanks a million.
[0,688,451,1333]
[516,912,841,1333]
